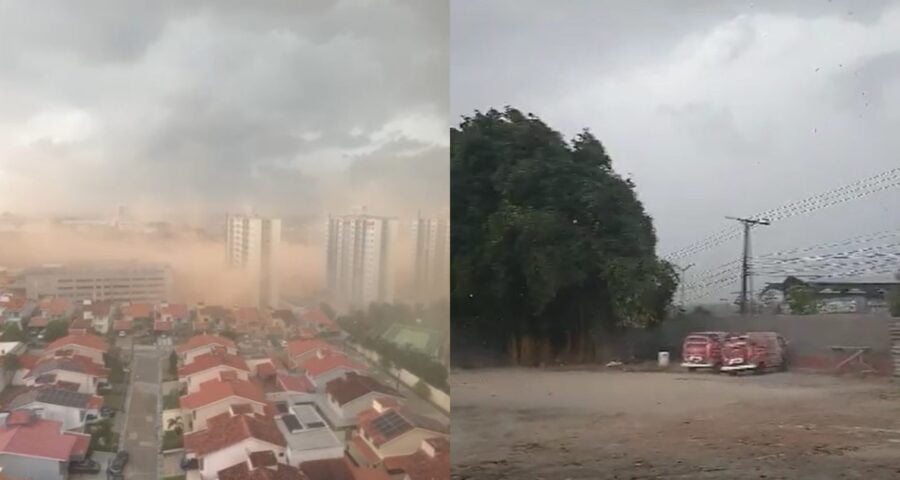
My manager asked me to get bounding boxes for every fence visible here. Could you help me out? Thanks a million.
[347,342,450,412]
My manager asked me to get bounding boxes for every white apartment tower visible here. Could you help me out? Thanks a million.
[412,215,450,301]
[226,214,281,308]
[326,213,395,308]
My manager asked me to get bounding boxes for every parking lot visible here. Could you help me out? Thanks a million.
[452,368,900,479]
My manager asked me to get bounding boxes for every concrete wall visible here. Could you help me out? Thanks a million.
[347,343,450,412]
[0,453,65,480]
[618,313,897,374]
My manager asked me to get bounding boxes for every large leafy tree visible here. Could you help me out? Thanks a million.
[451,108,677,364]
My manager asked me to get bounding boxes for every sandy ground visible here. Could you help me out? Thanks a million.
[452,368,900,479]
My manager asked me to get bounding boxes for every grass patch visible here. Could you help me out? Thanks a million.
[102,392,125,411]
[89,419,119,453]
[163,476,186,480]
[163,387,183,410]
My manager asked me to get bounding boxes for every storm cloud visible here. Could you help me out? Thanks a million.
[0,0,448,219]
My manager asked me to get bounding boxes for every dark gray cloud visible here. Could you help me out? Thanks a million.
[452,0,900,301]
[0,0,448,219]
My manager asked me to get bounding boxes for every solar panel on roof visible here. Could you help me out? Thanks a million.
[306,421,325,429]
[371,411,412,439]
[282,414,303,433]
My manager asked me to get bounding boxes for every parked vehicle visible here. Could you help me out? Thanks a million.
[69,458,101,474]
[720,332,787,374]
[680,331,727,371]
[107,450,129,475]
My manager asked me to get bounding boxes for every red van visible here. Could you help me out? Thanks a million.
[720,332,787,374]
[680,332,727,371]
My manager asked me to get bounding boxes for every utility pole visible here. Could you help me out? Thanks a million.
[726,216,770,315]
[675,263,694,308]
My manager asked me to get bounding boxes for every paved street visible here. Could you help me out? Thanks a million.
[120,350,162,480]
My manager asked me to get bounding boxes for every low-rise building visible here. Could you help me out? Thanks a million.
[157,303,188,323]
[7,387,103,431]
[382,437,450,480]
[177,334,239,365]
[179,351,250,393]
[0,410,91,480]
[42,334,108,366]
[348,399,449,469]
[286,339,336,369]
[300,352,365,392]
[80,300,112,334]
[217,452,307,480]
[23,356,109,394]
[183,410,288,480]
[322,373,403,429]
[275,404,344,466]
[180,377,268,431]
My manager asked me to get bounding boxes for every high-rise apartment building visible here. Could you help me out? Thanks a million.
[226,214,281,308]
[326,213,395,309]
[411,216,450,301]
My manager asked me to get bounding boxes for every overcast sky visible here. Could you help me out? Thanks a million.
[452,0,900,300]
[0,0,448,221]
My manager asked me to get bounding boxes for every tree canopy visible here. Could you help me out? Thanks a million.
[43,319,69,342]
[451,107,677,364]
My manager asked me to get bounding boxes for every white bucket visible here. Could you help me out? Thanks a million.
[658,351,670,367]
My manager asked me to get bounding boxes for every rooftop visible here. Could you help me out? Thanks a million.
[302,353,364,379]
[326,373,400,407]
[218,457,306,480]
[183,412,285,456]
[26,355,109,379]
[286,339,334,359]
[358,406,448,447]
[0,415,89,461]
[178,351,249,377]
[177,333,237,354]
[45,333,108,353]
[275,405,342,453]
[179,377,266,410]
[9,387,103,410]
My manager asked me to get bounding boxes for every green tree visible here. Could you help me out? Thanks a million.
[451,108,677,365]
[787,285,818,315]
[890,271,900,317]
[413,379,431,399]
[0,323,24,342]
[168,351,178,377]
[43,319,69,342]
[319,302,336,320]
[3,353,21,371]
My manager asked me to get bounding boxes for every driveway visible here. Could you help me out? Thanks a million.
[120,350,162,480]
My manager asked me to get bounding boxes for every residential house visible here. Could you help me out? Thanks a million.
[0,410,91,480]
[42,334,108,366]
[286,339,336,369]
[0,342,27,391]
[8,386,103,431]
[179,377,268,431]
[195,305,234,332]
[23,356,109,394]
[275,404,344,466]
[322,373,403,429]
[157,303,189,323]
[0,296,35,330]
[382,437,450,480]
[182,409,288,480]
[301,308,337,333]
[80,300,112,334]
[300,351,365,392]
[217,452,307,480]
[300,456,391,480]
[154,318,174,336]
[179,351,250,393]
[67,319,92,335]
[37,298,75,323]
[266,373,317,408]
[177,334,238,365]
[113,319,133,335]
[348,399,448,468]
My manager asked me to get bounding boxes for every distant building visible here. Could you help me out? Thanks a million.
[762,276,899,314]
[326,213,396,308]
[21,262,173,303]
[225,214,281,309]
[411,215,450,302]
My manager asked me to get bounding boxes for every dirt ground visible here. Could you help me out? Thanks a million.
[451,368,900,479]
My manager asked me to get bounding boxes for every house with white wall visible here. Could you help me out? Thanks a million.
[0,410,91,480]
[275,404,344,466]
[286,338,335,368]
[300,351,365,392]
[42,334,108,366]
[217,452,306,480]
[177,334,238,365]
[348,398,449,468]
[322,372,403,429]
[8,386,103,431]
[178,351,250,394]
[23,356,109,394]
[182,410,288,480]
[179,377,268,431]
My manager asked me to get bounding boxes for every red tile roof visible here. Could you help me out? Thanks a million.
[301,309,335,328]
[0,417,84,461]
[300,457,389,480]
[218,458,307,480]
[286,339,334,359]
[276,373,314,393]
[46,334,108,354]
[28,317,48,328]
[39,298,72,317]
[69,319,91,333]
[183,412,285,456]
[18,353,38,370]
[1,296,29,313]
[256,362,276,378]
[178,351,249,377]
[83,301,112,318]
[382,438,450,480]
[179,378,266,410]
[326,373,400,406]
[236,307,260,324]
[113,319,132,331]
[27,355,109,379]
[154,319,173,332]
[158,303,188,319]
[121,303,152,319]
[177,334,237,354]
[302,353,364,379]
